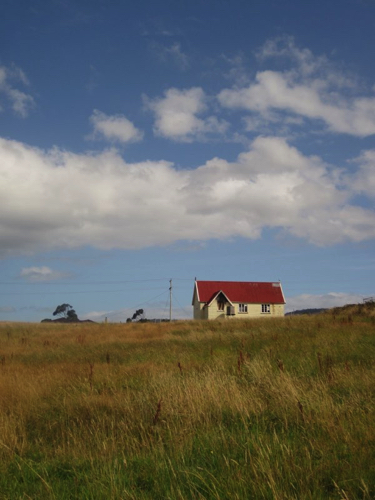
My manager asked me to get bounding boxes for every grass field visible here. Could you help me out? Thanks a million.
[0,308,374,499]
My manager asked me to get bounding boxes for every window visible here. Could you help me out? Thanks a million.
[227,305,235,316]
[217,300,225,311]
[239,303,248,313]
[261,304,270,313]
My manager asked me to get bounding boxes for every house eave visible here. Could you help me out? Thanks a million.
[192,280,200,306]
[207,290,234,307]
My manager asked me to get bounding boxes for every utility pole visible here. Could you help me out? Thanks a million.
[169,279,172,321]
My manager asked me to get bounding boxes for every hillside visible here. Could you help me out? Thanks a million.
[327,300,375,318]
[285,308,327,316]
[0,316,374,499]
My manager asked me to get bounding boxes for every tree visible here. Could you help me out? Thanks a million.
[126,308,144,322]
[53,304,78,321]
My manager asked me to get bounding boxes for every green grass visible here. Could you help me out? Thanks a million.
[0,315,374,499]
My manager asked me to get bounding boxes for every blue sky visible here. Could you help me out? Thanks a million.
[1,0,374,321]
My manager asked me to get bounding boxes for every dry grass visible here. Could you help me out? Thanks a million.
[0,315,374,498]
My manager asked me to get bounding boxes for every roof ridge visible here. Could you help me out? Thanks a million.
[195,280,285,304]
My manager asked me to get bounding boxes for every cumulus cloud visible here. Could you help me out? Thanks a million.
[89,110,143,143]
[20,266,70,282]
[0,64,35,117]
[350,149,375,198]
[145,87,229,142]
[255,36,343,81]
[0,135,374,257]
[285,292,364,313]
[218,37,375,137]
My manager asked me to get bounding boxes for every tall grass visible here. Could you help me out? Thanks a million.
[0,315,374,499]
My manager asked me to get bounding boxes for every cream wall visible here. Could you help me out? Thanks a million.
[193,300,207,320]
[193,289,209,319]
[193,297,285,320]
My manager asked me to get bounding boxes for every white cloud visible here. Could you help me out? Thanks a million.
[0,135,374,257]
[150,42,190,70]
[285,292,364,313]
[81,310,112,322]
[0,64,35,117]
[146,87,229,142]
[256,36,333,80]
[218,38,375,137]
[82,303,191,322]
[89,110,143,143]
[350,149,375,198]
[221,53,249,86]
[20,266,70,282]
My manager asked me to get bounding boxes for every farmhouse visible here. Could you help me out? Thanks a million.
[192,280,285,320]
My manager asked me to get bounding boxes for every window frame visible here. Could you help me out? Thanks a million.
[238,303,248,313]
[261,303,271,314]
[217,300,225,311]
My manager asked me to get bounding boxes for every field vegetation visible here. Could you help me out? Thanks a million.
[0,308,374,499]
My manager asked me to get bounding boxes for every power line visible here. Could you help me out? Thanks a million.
[0,286,168,296]
[105,289,170,319]
[171,290,192,318]
[0,278,175,286]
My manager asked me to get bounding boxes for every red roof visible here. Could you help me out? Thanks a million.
[194,281,285,305]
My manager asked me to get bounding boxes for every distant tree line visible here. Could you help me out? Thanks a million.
[41,304,94,323]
